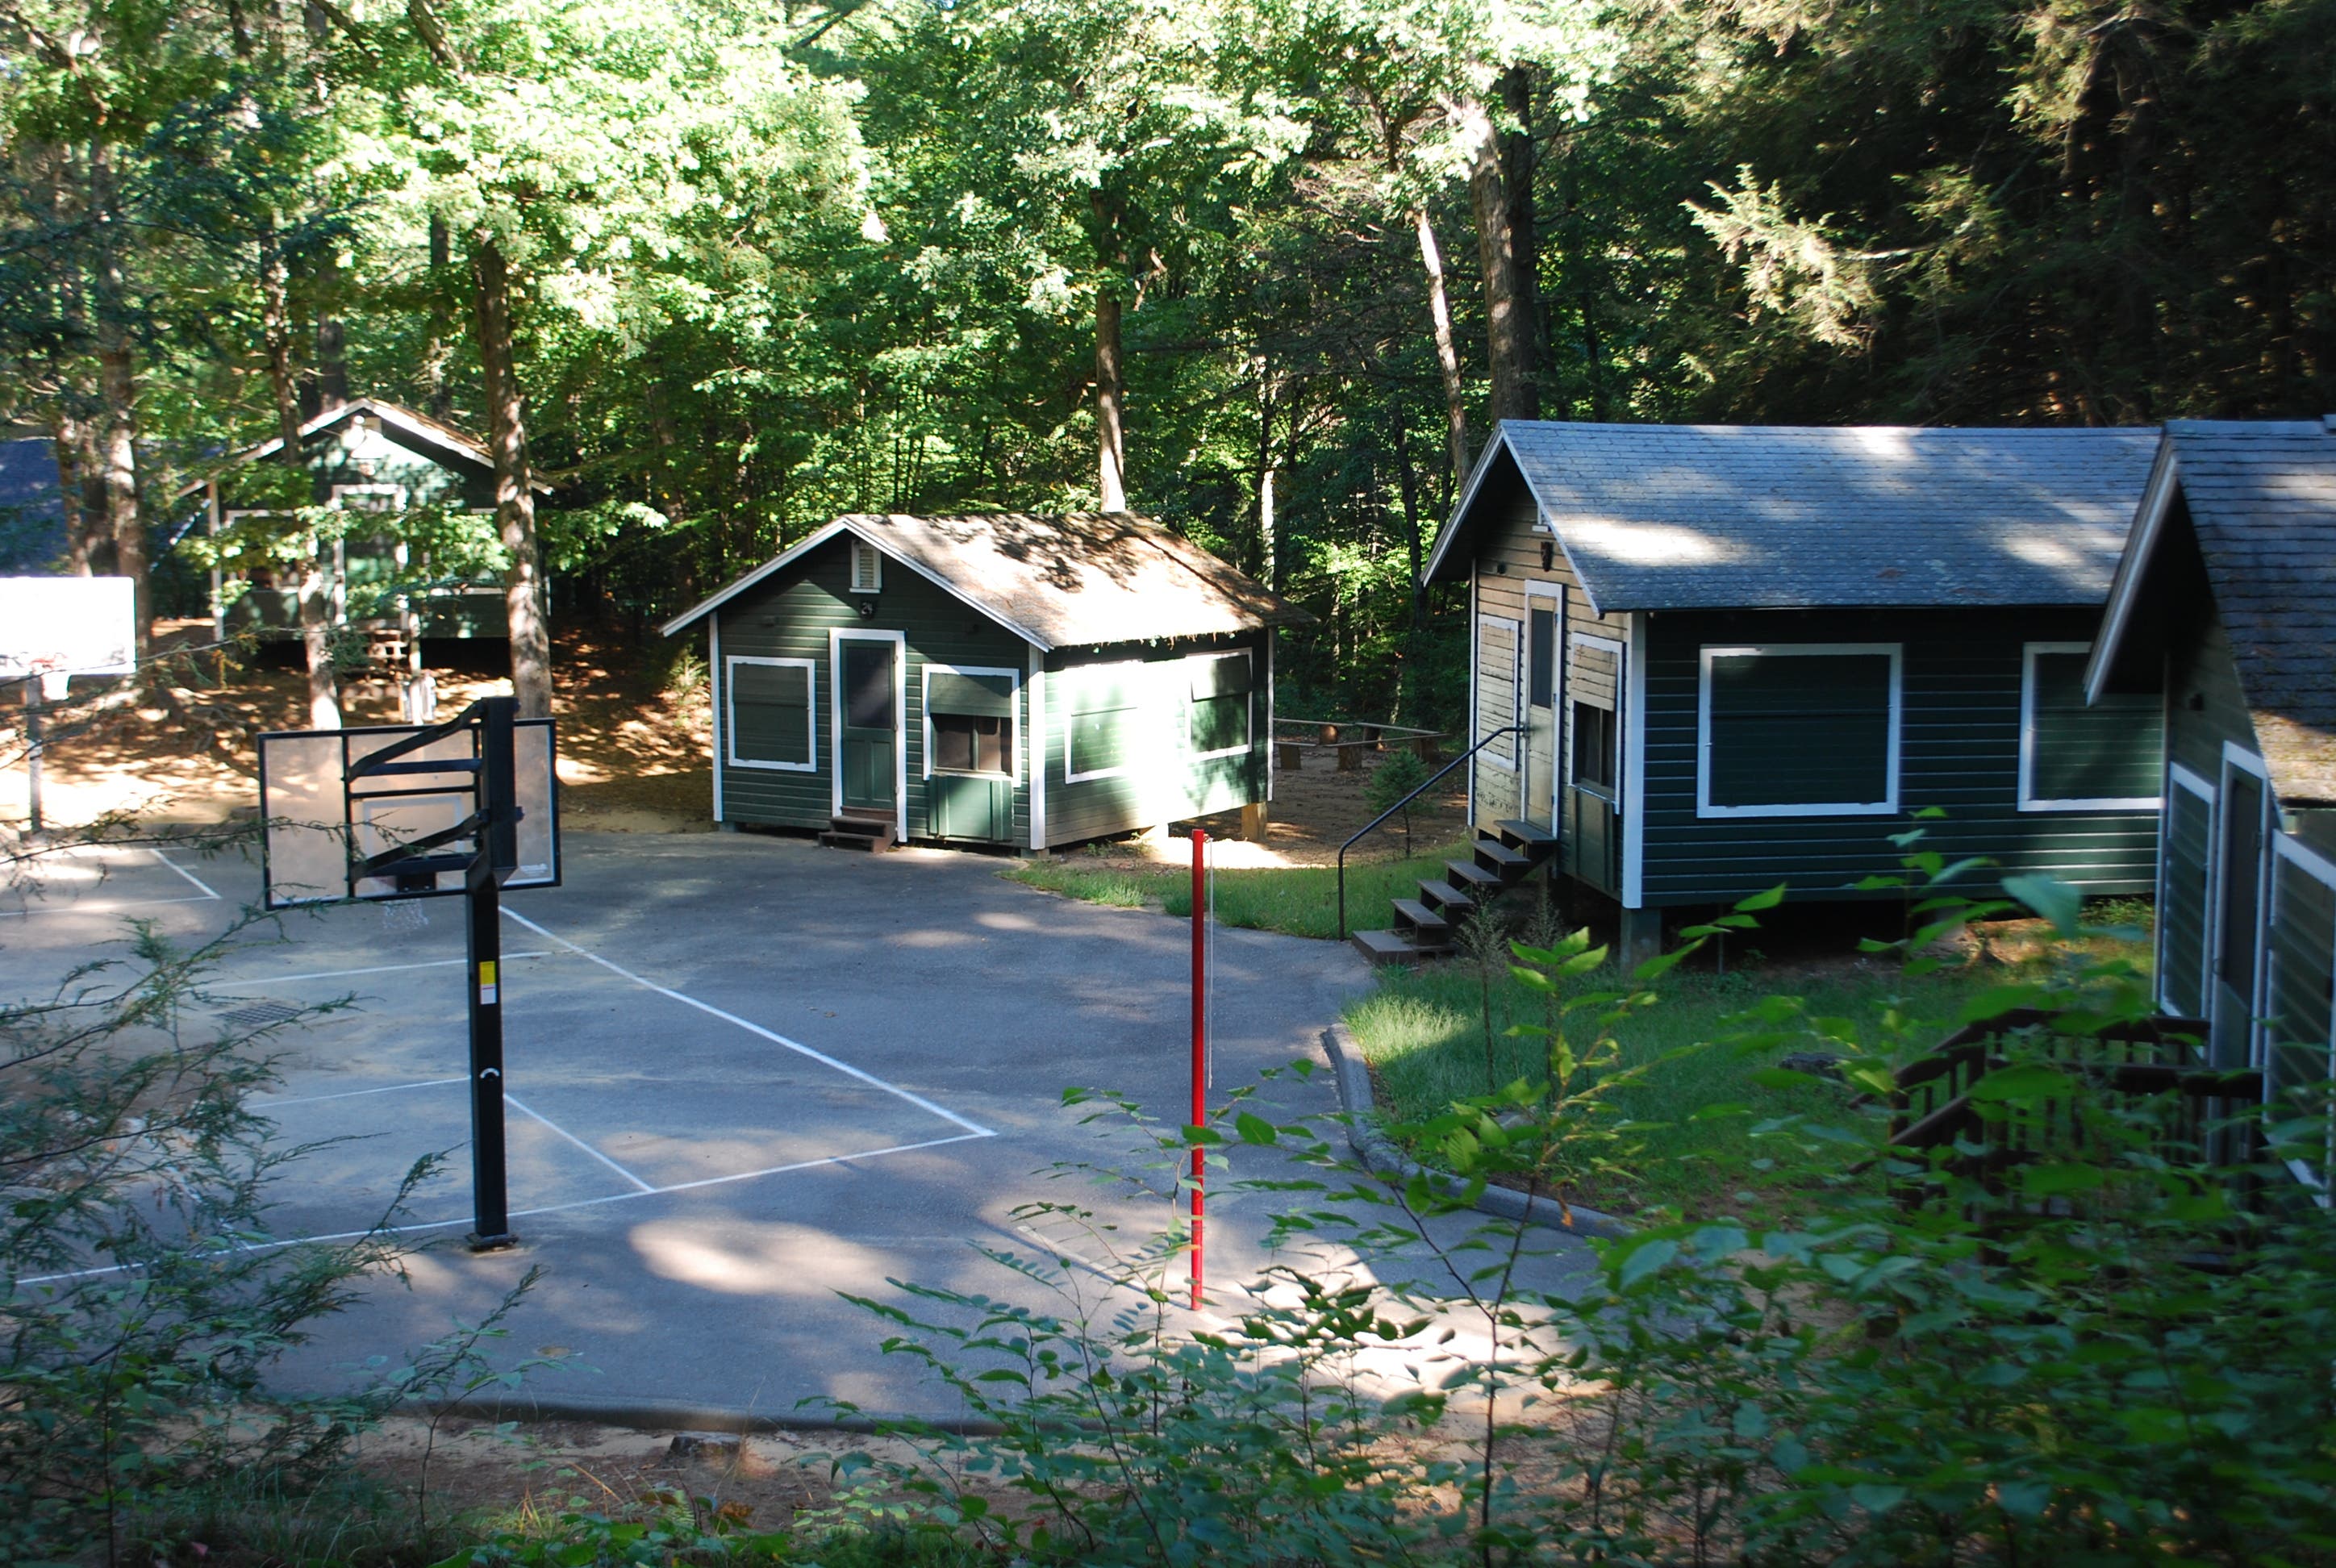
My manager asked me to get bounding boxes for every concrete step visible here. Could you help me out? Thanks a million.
[1390,898,1450,940]
[1351,928,1450,965]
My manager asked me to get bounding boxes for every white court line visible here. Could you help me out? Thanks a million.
[507,1094,654,1193]
[249,1076,468,1110]
[208,953,552,990]
[13,1130,995,1285]
[152,849,221,900]
[0,892,217,920]
[500,907,996,1140]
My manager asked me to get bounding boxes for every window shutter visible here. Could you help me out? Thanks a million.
[928,671,1015,718]
[850,540,882,593]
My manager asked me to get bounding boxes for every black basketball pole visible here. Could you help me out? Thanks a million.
[465,697,521,1251]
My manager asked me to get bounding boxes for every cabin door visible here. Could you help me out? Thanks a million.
[834,633,901,819]
[1521,587,1562,829]
[1563,635,1624,895]
[2210,757,2270,1070]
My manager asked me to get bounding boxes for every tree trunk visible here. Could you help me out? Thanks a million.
[1255,381,1278,593]
[52,414,92,575]
[1499,65,1542,421]
[470,236,552,718]
[1458,95,1532,427]
[71,411,110,572]
[1412,207,1471,493]
[424,215,453,419]
[87,138,148,664]
[314,254,349,412]
[1095,289,1128,512]
[1391,413,1427,629]
[261,219,340,728]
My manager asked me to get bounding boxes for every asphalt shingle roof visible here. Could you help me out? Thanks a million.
[2162,419,2336,804]
[1429,421,2160,611]
[665,512,1308,650]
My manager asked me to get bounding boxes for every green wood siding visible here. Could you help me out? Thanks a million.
[1639,607,2160,905]
[1041,634,1269,845]
[711,536,1034,843]
[2027,648,2162,803]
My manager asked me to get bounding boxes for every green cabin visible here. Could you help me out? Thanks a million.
[2085,418,2336,1122]
[662,512,1306,851]
[188,398,535,643]
[1358,421,2167,965]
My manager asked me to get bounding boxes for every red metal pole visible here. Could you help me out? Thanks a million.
[1190,827,1207,1310]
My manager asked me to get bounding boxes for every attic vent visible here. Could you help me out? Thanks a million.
[850,540,882,594]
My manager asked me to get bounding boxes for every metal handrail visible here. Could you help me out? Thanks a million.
[1336,724,1523,941]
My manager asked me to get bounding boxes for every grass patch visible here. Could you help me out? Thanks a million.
[1346,917,2154,1217]
[1005,843,1470,942]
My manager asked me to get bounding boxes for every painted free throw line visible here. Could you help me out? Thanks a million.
[500,906,996,1139]
[0,847,223,918]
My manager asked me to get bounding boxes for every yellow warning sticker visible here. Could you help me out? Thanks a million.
[479,960,499,1005]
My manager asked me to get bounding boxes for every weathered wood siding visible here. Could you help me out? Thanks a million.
[1040,632,1270,845]
[1465,463,1627,847]
[711,534,1034,843]
[1639,607,2161,904]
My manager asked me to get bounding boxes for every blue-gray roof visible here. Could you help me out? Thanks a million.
[0,437,66,573]
[1425,422,2161,611]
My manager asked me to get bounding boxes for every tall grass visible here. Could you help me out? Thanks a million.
[1005,842,1470,941]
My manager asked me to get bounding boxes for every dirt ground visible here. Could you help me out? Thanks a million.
[0,622,1453,863]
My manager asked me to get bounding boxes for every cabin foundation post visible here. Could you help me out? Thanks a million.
[1617,906,1661,971]
[1239,802,1267,841]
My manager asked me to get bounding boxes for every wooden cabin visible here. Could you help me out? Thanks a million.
[1359,421,2165,965]
[661,512,1307,851]
[189,398,537,644]
[2086,418,2336,1112]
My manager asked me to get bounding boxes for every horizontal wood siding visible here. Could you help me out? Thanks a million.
[1042,632,1268,844]
[2266,848,2336,1099]
[1640,607,2160,904]
[1467,473,1626,832]
[711,535,1032,842]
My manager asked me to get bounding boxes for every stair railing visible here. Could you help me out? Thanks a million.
[1336,724,1523,941]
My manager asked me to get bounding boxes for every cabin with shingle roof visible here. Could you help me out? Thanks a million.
[661,512,1309,850]
[1362,420,2167,965]
[2086,418,2336,1111]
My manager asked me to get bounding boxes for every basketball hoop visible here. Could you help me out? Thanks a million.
[379,897,431,933]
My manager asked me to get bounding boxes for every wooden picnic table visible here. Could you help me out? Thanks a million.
[1272,718,1445,772]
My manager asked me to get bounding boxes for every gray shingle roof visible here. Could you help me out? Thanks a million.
[663,512,1308,650]
[0,437,65,573]
[2163,419,2336,803]
[1427,421,2160,611]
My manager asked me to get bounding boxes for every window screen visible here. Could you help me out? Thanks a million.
[2025,648,2162,804]
[843,641,893,728]
[1704,648,1896,811]
[932,713,1012,774]
[1189,653,1252,755]
[1527,607,1555,709]
[728,659,812,767]
[1572,701,1615,791]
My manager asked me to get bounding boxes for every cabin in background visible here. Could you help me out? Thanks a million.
[2087,418,2336,1128]
[1359,421,2165,965]
[663,512,1307,852]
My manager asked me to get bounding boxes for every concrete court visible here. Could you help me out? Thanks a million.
[0,831,1600,1422]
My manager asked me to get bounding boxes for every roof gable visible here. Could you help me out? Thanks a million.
[1426,421,2159,611]
[662,512,1308,650]
[2091,419,2336,804]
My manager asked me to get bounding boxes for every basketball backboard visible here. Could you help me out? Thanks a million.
[257,715,558,907]
[0,576,136,699]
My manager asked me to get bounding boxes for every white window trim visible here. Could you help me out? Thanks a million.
[330,482,408,512]
[1026,643,1048,848]
[1566,632,1624,804]
[1475,614,1521,774]
[1064,661,1144,784]
[1187,648,1255,762]
[921,662,1023,783]
[849,540,883,594]
[709,618,724,821]
[2159,761,2217,1017]
[828,628,908,843]
[1523,582,1564,829]
[2018,641,2161,812]
[1696,643,1904,819]
[1623,615,1646,907]
[2214,743,2272,1074]
[724,655,818,774]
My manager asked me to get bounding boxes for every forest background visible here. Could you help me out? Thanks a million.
[2,0,2331,727]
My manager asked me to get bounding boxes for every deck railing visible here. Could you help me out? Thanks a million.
[1333,724,1521,941]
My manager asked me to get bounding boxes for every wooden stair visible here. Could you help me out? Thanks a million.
[818,812,896,853]
[1351,819,1558,964]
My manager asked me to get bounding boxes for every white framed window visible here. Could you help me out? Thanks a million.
[2265,832,2336,1192]
[331,483,407,514]
[1066,661,1143,783]
[725,655,817,772]
[1187,649,1254,761]
[849,540,883,594]
[922,663,1021,782]
[1696,644,1902,819]
[2019,641,2162,811]
[1567,632,1622,801]
[2159,761,2217,1019]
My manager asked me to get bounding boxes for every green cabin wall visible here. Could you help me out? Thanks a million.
[710,535,1034,844]
[1637,606,2162,906]
[705,536,1274,847]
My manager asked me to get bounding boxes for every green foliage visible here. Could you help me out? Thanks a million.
[1004,843,1466,940]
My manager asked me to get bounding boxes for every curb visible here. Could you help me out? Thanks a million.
[1319,1023,1635,1241]
[416,1389,1005,1437]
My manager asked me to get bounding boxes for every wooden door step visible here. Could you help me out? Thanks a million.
[820,814,895,853]
[1351,928,1450,965]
